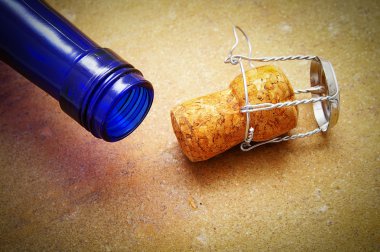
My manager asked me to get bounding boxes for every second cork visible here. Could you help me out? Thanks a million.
[170,65,298,162]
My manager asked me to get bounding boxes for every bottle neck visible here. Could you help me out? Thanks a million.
[60,48,154,141]
[0,0,154,141]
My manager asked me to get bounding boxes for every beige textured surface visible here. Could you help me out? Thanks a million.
[0,0,379,251]
[171,66,298,161]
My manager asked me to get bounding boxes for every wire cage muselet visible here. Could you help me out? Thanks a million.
[224,26,340,151]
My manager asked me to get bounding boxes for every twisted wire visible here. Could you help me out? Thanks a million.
[294,86,324,94]
[241,93,338,113]
[241,127,323,151]
[251,55,317,62]
[239,60,252,141]
[225,55,317,65]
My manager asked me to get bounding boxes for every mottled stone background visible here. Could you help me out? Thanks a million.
[0,0,378,251]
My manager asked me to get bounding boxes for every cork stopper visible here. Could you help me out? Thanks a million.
[170,65,298,162]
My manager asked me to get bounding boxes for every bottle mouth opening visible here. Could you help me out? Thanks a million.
[102,84,153,142]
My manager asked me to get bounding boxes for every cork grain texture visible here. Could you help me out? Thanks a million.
[171,65,298,161]
[0,0,379,251]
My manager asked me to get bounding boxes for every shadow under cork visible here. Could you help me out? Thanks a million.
[180,129,333,188]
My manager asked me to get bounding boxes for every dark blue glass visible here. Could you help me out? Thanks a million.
[0,0,154,141]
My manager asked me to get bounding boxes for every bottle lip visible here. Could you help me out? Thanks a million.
[85,70,154,142]
[99,77,154,142]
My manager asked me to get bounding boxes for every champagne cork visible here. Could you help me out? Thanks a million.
[170,65,298,162]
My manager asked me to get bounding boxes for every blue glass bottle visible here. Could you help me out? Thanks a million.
[0,0,154,141]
